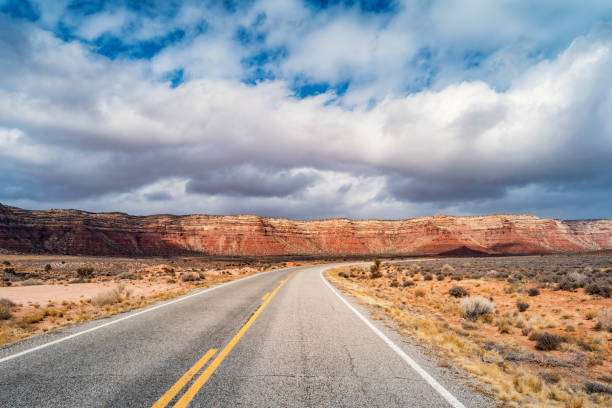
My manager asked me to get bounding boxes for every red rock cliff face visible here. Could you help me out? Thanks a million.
[0,204,610,256]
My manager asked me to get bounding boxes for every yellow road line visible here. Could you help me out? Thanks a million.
[152,348,217,408]
[261,292,270,301]
[172,270,299,408]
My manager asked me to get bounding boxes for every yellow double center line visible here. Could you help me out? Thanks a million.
[152,269,299,408]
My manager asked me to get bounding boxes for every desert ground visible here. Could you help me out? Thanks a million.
[327,254,612,407]
[0,255,301,345]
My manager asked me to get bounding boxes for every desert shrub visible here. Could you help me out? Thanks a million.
[0,298,15,307]
[423,274,433,281]
[436,274,445,281]
[44,264,52,272]
[2,260,10,266]
[389,280,399,287]
[415,288,426,297]
[441,264,455,274]
[517,302,530,312]
[584,281,611,298]
[533,332,563,351]
[162,267,175,275]
[369,259,382,279]
[584,381,612,394]
[0,304,12,320]
[338,271,349,279]
[92,287,121,306]
[596,309,612,332]
[448,286,468,298]
[21,278,42,286]
[76,267,94,278]
[557,278,577,291]
[527,287,540,296]
[522,327,533,336]
[181,272,200,282]
[117,271,139,280]
[461,297,494,320]
[451,275,463,281]
[403,280,415,287]
[166,278,177,284]
[539,371,561,384]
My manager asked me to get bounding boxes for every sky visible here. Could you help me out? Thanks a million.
[1,0,612,220]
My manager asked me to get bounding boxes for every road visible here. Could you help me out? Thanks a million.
[0,264,493,407]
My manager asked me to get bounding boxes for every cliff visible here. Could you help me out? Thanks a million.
[0,204,610,257]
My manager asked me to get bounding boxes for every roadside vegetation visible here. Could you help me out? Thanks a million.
[0,256,299,345]
[327,255,612,407]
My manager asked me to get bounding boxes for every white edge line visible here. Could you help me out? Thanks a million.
[320,268,466,408]
[0,266,295,364]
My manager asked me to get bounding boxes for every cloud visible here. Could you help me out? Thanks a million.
[186,166,320,197]
[1,3,612,220]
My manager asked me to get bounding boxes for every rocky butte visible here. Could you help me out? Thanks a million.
[0,203,610,257]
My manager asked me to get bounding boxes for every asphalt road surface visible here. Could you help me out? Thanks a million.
[0,264,494,407]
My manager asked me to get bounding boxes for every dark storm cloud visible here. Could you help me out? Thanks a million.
[186,166,319,197]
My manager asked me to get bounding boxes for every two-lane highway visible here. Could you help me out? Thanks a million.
[0,264,493,407]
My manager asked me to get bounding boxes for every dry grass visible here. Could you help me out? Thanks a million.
[0,256,300,346]
[327,258,612,408]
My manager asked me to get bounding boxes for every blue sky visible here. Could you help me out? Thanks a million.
[1,0,612,220]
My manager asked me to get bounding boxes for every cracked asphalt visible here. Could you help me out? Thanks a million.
[0,264,494,407]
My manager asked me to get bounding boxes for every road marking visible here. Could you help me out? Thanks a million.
[152,348,218,408]
[0,267,297,364]
[320,268,466,408]
[261,292,270,301]
[172,270,299,408]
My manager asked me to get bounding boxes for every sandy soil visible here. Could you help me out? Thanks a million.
[327,258,612,407]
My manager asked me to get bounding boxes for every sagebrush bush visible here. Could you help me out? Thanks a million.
[21,278,42,286]
[117,271,140,280]
[92,287,121,306]
[181,272,200,282]
[0,304,12,320]
[0,298,16,308]
[461,297,493,320]
[403,280,415,287]
[77,267,94,278]
[423,274,433,281]
[441,264,455,274]
[584,281,611,298]
[338,271,348,278]
[596,309,612,332]
[584,381,612,394]
[369,259,382,279]
[527,287,540,296]
[533,332,563,351]
[448,286,468,298]
[517,301,530,312]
